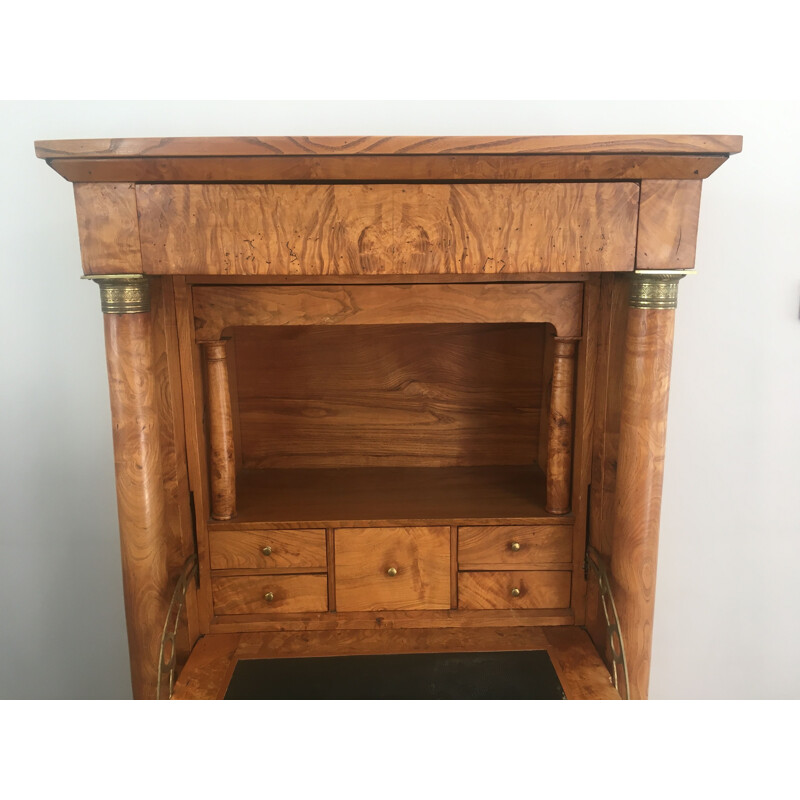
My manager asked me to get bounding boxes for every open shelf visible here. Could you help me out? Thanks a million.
[208,464,572,528]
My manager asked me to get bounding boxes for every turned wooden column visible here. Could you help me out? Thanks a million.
[546,337,578,515]
[91,274,170,700]
[610,271,685,700]
[203,341,236,520]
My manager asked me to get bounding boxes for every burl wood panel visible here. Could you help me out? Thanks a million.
[209,529,326,570]
[458,525,573,569]
[74,183,142,275]
[192,283,583,340]
[137,183,638,275]
[636,181,703,270]
[546,338,578,514]
[335,527,450,611]
[103,311,170,700]
[212,574,328,615]
[610,306,678,700]
[232,324,544,469]
[203,342,236,520]
[458,571,571,610]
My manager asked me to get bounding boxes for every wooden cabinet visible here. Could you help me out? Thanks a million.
[36,134,741,699]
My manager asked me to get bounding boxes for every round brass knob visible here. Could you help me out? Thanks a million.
[387,567,398,577]
[264,592,274,602]
[510,587,521,597]
[510,542,521,552]
[261,546,273,557]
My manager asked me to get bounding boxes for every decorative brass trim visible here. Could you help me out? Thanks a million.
[84,274,151,314]
[586,546,630,700]
[156,554,198,700]
[629,271,686,310]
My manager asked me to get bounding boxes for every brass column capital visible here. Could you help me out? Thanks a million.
[629,270,691,310]
[84,274,151,314]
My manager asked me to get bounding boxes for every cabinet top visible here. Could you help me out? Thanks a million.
[35,134,742,183]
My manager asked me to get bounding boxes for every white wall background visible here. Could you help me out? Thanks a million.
[1,100,798,699]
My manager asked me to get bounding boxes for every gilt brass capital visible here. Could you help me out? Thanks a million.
[85,274,151,314]
[629,271,690,310]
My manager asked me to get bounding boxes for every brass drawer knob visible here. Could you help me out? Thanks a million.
[510,542,521,552]
[264,592,274,602]
[261,546,272,557]
[510,587,521,597]
[387,567,398,577]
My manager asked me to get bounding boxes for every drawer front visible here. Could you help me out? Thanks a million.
[458,525,572,569]
[138,182,638,276]
[335,527,450,611]
[458,571,571,610]
[212,574,328,615]
[209,528,326,570]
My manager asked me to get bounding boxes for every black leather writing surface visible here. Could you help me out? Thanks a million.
[225,650,565,700]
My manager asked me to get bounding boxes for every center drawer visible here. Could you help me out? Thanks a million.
[334,526,450,611]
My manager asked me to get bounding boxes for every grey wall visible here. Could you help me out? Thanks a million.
[1,100,798,699]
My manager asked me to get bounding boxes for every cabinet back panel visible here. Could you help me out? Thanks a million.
[232,323,545,468]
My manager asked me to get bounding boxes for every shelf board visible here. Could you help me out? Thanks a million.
[210,464,572,528]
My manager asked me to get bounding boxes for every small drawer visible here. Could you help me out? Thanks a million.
[458,525,572,569]
[209,528,326,570]
[458,571,571,610]
[335,526,450,611]
[212,574,328,615]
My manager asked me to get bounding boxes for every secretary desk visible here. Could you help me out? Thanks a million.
[35,134,741,699]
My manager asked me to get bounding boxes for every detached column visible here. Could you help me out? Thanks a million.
[90,275,169,700]
[610,271,685,700]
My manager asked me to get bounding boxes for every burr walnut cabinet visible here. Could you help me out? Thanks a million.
[35,134,741,699]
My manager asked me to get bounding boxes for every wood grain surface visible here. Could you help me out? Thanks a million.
[208,465,566,527]
[203,341,236,520]
[636,180,703,270]
[231,324,544,469]
[209,528,326,570]
[36,133,743,158]
[335,527,450,611]
[458,525,573,569]
[458,571,571,610]
[193,283,584,340]
[544,627,620,700]
[546,338,578,514]
[610,305,677,699]
[103,311,170,700]
[139,183,638,275]
[74,183,142,275]
[212,574,328,615]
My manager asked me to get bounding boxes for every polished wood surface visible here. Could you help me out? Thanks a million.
[103,310,170,700]
[36,134,743,158]
[335,527,450,611]
[458,525,573,569]
[212,574,328,615]
[171,626,620,700]
[231,324,544,469]
[636,180,703,270]
[203,341,236,520]
[193,283,583,339]
[458,571,571,610]
[611,305,678,699]
[209,465,567,527]
[139,183,637,275]
[74,183,143,275]
[209,528,326,570]
[46,153,735,185]
[210,608,575,632]
[546,338,578,514]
